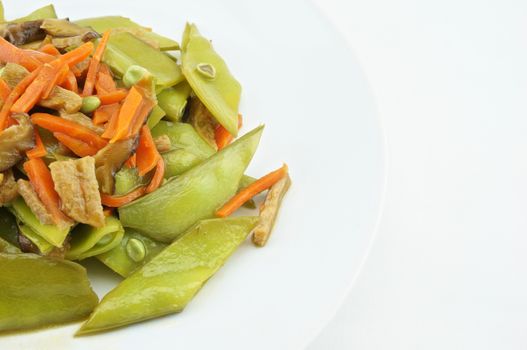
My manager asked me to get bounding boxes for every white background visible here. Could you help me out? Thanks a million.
[311,0,527,349]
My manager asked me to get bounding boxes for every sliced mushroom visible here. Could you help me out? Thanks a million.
[187,96,218,150]
[41,18,97,38]
[0,114,34,172]
[49,156,105,228]
[94,138,136,194]
[60,112,104,135]
[51,32,98,50]
[252,174,291,247]
[1,63,29,89]
[17,179,54,225]
[39,86,83,113]
[0,20,46,46]
[0,170,18,206]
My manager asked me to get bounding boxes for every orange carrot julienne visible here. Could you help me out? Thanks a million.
[23,158,71,226]
[62,42,94,68]
[129,97,155,137]
[99,89,127,105]
[95,64,116,94]
[0,37,42,71]
[39,44,60,56]
[101,106,120,139]
[53,132,99,157]
[60,70,78,93]
[101,186,146,207]
[5,116,17,127]
[82,30,111,97]
[110,87,143,142]
[103,207,114,217]
[215,115,243,150]
[27,128,47,159]
[216,164,289,218]
[136,125,160,176]
[32,113,108,149]
[145,158,165,194]
[0,79,11,101]
[93,103,119,125]
[42,61,68,99]
[0,66,42,131]
[124,153,136,168]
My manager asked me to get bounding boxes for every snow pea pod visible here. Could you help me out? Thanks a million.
[181,23,241,136]
[17,223,54,255]
[157,81,191,122]
[0,237,19,253]
[103,32,183,88]
[114,167,145,195]
[96,228,167,277]
[66,216,124,261]
[162,149,203,179]
[75,16,179,51]
[9,197,70,248]
[77,216,258,335]
[151,120,215,159]
[119,125,263,242]
[0,253,98,333]
[11,4,57,23]
[146,105,166,129]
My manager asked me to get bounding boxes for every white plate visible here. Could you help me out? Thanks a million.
[0,0,385,349]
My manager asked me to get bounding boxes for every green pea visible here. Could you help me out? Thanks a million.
[81,96,101,114]
[123,65,149,88]
[126,238,146,262]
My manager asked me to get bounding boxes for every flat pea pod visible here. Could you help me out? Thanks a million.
[17,223,54,255]
[74,16,179,51]
[0,237,20,253]
[151,120,215,159]
[66,216,124,261]
[181,23,241,136]
[9,197,70,248]
[11,4,57,23]
[119,125,263,242]
[162,149,203,179]
[97,229,167,277]
[103,31,183,88]
[0,253,98,333]
[146,105,166,129]
[0,207,19,247]
[77,216,258,335]
[157,82,191,122]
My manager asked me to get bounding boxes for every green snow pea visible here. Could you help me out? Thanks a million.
[77,216,258,335]
[17,224,54,255]
[146,105,166,129]
[181,23,241,136]
[11,4,57,23]
[103,32,183,88]
[162,149,203,179]
[114,167,144,196]
[9,197,70,248]
[75,16,179,51]
[157,81,191,122]
[97,228,167,277]
[66,216,124,261]
[0,237,19,253]
[0,253,98,333]
[151,120,215,159]
[0,207,18,247]
[119,125,263,242]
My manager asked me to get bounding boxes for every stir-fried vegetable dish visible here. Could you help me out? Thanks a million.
[0,3,291,335]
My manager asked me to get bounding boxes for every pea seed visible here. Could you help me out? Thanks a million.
[123,65,149,88]
[81,96,101,114]
[126,238,146,262]
[196,63,216,79]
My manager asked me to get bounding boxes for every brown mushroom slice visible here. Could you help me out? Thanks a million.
[153,135,171,153]
[252,174,291,247]
[49,156,105,228]
[39,86,83,113]
[16,179,54,226]
[94,138,136,194]
[187,96,218,150]
[60,112,104,135]
[1,63,29,89]
[0,20,46,46]
[0,114,34,172]
[51,32,98,50]
[41,18,96,38]
[0,170,18,206]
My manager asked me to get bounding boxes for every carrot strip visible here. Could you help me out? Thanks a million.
[103,208,114,217]
[5,116,17,127]
[26,128,47,159]
[110,87,143,142]
[60,70,78,93]
[82,30,111,96]
[136,125,161,176]
[215,115,243,150]
[99,89,127,105]
[61,42,94,68]
[53,132,99,157]
[39,44,60,56]
[95,64,116,94]
[129,97,155,137]
[93,103,119,125]
[145,159,165,193]
[0,37,42,71]
[42,61,68,99]
[101,106,120,139]
[23,158,71,226]
[101,187,146,208]
[124,153,136,168]
[0,66,42,131]
[32,113,108,149]
[0,79,11,101]
[216,164,289,218]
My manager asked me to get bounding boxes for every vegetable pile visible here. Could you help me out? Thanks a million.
[0,3,291,335]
